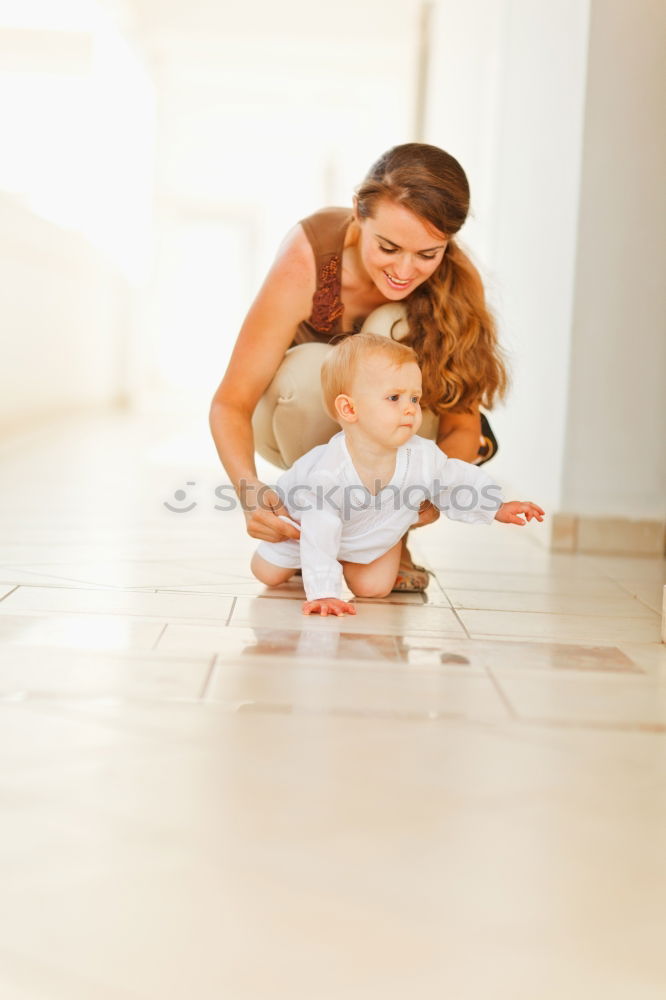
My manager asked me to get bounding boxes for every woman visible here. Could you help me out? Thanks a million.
[209,143,508,590]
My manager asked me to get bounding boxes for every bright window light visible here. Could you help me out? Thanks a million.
[0,0,155,283]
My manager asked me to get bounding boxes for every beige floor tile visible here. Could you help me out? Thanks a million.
[459,609,661,645]
[0,567,123,589]
[212,624,403,663]
[158,580,307,598]
[446,588,657,618]
[9,561,239,589]
[229,595,466,637]
[159,622,411,660]
[0,949,104,1000]
[396,635,641,673]
[207,660,510,721]
[588,555,666,582]
[0,586,233,622]
[0,645,211,699]
[1,704,665,1000]
[427,569,627,597]
[156,622,245,654]
[169,555,260,575]
[427,552,599,577]
[413,534,607,578]
[493,670,666,728]
[615,642,666,679]
[0,614,163,653]
[613,579,664,614]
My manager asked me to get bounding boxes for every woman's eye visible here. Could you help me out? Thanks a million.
[379,245,437,260]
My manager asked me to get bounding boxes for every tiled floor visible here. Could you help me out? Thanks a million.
[1,410,665,999]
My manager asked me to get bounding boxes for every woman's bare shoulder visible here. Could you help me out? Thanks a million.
[271,222,317,292]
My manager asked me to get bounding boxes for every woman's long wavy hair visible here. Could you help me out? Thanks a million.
[355,143,508,414]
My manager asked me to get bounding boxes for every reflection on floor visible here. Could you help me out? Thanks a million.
[0,411,664,999]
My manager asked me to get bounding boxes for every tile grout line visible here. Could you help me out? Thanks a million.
[428,578,470,629]
[224,596,237,627]
[0,585,19,603]
[444,580,522,719]
[449,604,472,639]
[611,579,662,616]
[484,666,519,720]
[634,596,662,616]
[198,653,219,700]
[448,606,658,621]
[151,623,168,651]
[0,569,132,588]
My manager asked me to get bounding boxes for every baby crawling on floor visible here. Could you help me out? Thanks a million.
[251,334,544,616]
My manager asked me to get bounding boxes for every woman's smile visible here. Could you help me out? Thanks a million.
[383,272,413,290]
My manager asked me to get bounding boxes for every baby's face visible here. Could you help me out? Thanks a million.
[348,357,423,447]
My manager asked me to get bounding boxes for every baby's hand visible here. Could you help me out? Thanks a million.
[302,598,357,617]
[495,501,545,525]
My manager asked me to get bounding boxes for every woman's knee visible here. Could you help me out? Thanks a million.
[360,302,409,340]
[253,343,339,469]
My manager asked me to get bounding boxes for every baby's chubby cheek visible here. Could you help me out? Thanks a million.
[408,410,423,435]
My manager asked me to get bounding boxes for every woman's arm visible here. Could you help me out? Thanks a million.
[209,224,316,539]
[411,408,482,530]
[410,408,482,530]
[436,407,482,463]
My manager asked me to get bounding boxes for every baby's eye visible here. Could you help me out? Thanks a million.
[387,394,399,402]
[411,396,421,404]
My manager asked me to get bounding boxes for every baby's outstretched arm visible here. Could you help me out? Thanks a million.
[302,597,357,617]
[495,501,545,525]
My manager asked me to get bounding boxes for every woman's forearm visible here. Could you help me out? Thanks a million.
[209,400,260,495]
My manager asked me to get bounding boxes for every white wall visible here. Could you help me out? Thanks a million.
[425,0,591,512]
[0,195,130,434]
[0,3,155,437]
[138,2,424,409]
[561,0,666,520]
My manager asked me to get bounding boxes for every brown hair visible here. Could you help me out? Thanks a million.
[355,143,508,413]
[320,332,418,421]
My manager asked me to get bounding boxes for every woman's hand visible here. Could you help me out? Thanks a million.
[302,598,357,617]
[242,482,301,543]
[495,501,545,526]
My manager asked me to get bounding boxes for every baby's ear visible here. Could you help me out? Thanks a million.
[335,394,357,424]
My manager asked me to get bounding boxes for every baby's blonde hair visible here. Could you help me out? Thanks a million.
[320,333,419,421]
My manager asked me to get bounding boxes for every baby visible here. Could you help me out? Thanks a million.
[251,334,544,616]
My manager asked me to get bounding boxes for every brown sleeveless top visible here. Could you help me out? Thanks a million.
[292,206,357,346]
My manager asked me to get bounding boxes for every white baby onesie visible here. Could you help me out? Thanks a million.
[256,431,503,601]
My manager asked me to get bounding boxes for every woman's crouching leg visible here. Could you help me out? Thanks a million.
[342,540,403,599]
[252,342,340,470]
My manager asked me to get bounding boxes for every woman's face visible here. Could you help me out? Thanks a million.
[355,197,448,299]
